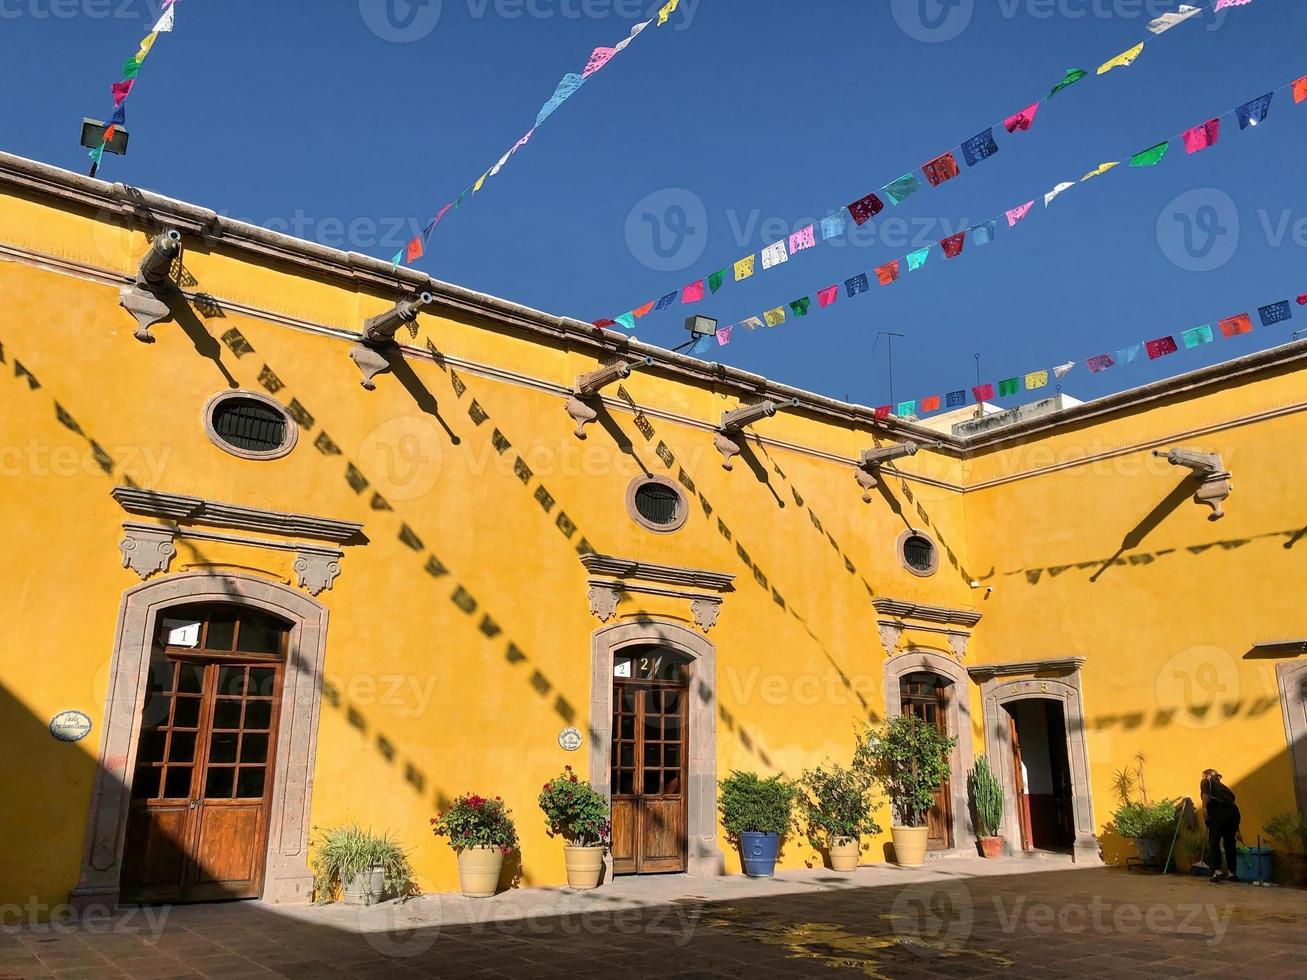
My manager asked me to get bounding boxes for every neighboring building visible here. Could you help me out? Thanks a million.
[1,152,1303,911]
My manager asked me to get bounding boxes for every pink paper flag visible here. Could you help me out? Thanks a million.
[112,79,135,105]
[583,46,617,77]
[817,285,839,308]
[717,324,733,347]
[1006,201,1035,227]
[681,280,705,304]
[789,224,816,254]
[1182,118,1221,154]
[1004,102,1040,133]
[1214,0,1253,9]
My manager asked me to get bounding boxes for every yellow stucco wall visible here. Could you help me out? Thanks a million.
[0,173,1302,909]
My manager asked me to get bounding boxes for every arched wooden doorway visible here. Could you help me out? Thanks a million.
[121,604,291,903]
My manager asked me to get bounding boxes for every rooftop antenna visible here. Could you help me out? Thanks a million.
[974,352,983,418]
[872,331,905,406]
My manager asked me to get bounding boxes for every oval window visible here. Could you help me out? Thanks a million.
[204,392,297,460]
[627,477,688,533]
[899,531,939,577]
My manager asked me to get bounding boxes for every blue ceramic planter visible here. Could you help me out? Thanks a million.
[740,831,780,877]
[1236,847,1273,883]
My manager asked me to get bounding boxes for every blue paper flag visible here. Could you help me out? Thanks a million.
[536,73,586,126]
[1115,344,1142,365]
[820,211,849,241]
[972,219,998,246]
[691,336,713,356]
[1236,92,1273,130]
[945,389,968,408]
[110,104,126,126]
[1259,300,1292,326]
[845,273,869,297]
[962,128,999,167]
[654,291,678,311]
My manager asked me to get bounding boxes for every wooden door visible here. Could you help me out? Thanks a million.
[900,673,953,850]
[1009,711,1033,850]
[610,649,687,874]
[121,606,287,903]
[1045,702,1076,848]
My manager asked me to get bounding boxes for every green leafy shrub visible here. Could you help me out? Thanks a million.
[431,793,520,854]
[1265,812,1307,854]
[538,766,611,847]
[310,824,416,904]
[969,756,1004,838]
[719,771,796,840]
[1113,799,1178,844]
[857,715,957,828]
[794,759,882,848]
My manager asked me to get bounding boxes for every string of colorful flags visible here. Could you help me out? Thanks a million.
[87,0,178,169]
[871,290,1304,421]
[675,70,1305,365]
[393,0,685,269]
[597,0,1251,331]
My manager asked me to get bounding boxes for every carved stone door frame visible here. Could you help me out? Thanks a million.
[970,659,1100,864]
[1277,660,1307,814]
[71,572,329,911]
[590,618,724,877]
[884,650,975,854]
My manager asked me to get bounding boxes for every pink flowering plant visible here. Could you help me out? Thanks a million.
[430,793,519,855]
[538,766,611,848]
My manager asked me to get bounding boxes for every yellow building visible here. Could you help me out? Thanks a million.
[1,151,1303,911]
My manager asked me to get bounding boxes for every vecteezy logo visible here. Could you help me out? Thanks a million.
[624,188,708,273]
[888,881,975,958]
[1156,645,1241,731]
[358,0,443,43]
[1157,188,1240,273]
[890,0,975,43]
[358,416,445,502]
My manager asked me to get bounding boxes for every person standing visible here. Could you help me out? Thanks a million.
[1200,768,1241,882]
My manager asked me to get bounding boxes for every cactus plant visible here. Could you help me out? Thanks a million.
[969,756,1004,839]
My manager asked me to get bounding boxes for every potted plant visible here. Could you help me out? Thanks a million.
[1112,799,1178,867]
[969,756,1005,858]
[719,771,796,878]
[795,750,881,872]
[538,765,611,889]
[1264,812,1307,886]
[858,715,956,867]
[310,824,416,906]
[431,793,519,898]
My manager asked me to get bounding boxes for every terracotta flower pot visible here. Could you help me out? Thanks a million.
[563,845,604,889]
[979,836,1004,859]
[828,836,860,872]
[457,845,504,898]
[891,826,930,867]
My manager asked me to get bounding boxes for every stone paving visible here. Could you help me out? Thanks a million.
[3,857,1305,978]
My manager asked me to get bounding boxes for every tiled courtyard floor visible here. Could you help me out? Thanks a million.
[4,858,1305,978]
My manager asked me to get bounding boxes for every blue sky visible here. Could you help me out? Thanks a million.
[4,0,1305,408]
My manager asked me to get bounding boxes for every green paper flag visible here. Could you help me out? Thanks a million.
[122,57,141,80]
[896,400,917,417]
[1129,141,1170,167]
[906,247,930,272]
[88,143,105,165]
[997,377,1021,397]
[708,269,727,294]
[1182,325,1213,348]
[1049,68,1087,98]
[790,297,811,317]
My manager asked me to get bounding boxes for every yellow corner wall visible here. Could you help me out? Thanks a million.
[0,180,1302,908]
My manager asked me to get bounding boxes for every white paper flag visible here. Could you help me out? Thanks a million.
[1053,361,1076,379]
[1044,182,1075,207]
[1147,4,1200,35]
[761,240,789,270]
[615,19,651,53]
[151,4,175,33]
